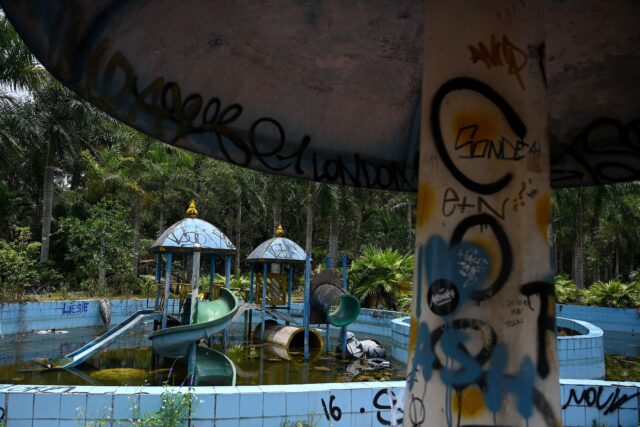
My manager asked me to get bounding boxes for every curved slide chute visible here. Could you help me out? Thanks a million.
[149,287,239,358]
[149,287,239,386]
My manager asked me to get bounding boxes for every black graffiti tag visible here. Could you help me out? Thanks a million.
[562,386,640,415]
[520,281,556,379]
[320,395,342,422]
[550,118,640,187]
[431,77,527,195]
[83,41,416,191]
[373,388,404,426]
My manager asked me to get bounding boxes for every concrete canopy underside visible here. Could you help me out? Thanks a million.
[2,0,638,192]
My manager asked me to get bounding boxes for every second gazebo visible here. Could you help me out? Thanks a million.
[246,224,307,342]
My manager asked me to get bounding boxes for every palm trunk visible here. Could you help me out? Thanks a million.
[132,200,142,276]
[406,201,413,251]
[573,192,584,288]
[98,245,107,290]
[158,188,166,234]
[305,185,314,254]
[615,246,620,280]
[328,212,339,269]
[40,141,55,262]
[354,199,363,255]
[558,243,563,274]
[273,193,282,233]
[194,156,203,198]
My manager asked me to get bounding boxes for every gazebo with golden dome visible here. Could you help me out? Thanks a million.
[246,224,312,356]
[150,200,236,330]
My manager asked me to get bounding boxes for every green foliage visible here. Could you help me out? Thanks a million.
[554,273,579,304]
[580,280,640,308]
[348,246,413,310]
[198,273,250,290]
[281,420,317,427]
[130,387,196,427]
[80,386,196,427]
[60,200,135,294]
[0,226,40,302]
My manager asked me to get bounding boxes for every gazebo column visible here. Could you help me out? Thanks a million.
[190,248,201,324]
[340,255,347,355]
[154,253,162,312]
[286,265,293,326]
[225,255,232,288]
[303,253,311,361]
[161,251,173,330]
[188,247,201,378]
[209,255,216,300]
[260,262,268,341]
[406,2,560,426]
[248,263,255,339]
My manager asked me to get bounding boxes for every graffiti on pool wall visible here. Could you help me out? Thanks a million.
[320,395,342,422]
[562,386,640,415]
[58,301,90,315]
[318,388,405,426]
[373,388,404,426]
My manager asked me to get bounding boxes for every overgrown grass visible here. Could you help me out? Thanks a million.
[81,385,197,427]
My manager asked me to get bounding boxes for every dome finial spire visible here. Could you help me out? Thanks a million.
[275,224,284,237]
[186,199,198,218]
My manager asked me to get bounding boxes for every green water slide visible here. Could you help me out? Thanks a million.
[149,287,239,385]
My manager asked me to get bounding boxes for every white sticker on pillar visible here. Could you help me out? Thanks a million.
[407,1,559,426]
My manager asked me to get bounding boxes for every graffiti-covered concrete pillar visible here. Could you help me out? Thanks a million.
[406,2,560,426]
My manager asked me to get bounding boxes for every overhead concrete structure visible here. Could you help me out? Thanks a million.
[1,1,638,192]
[3,2,639,426]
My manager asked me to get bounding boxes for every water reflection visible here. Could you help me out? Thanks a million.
[0,322,406,386]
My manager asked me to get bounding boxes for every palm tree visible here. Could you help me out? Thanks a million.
[83,129,152,275]
[304,182,315,254]
[387,192,416,252]
[142,143,195,234]
[348,246,414,310]
[316,183,340,268]
[0,14,47,93]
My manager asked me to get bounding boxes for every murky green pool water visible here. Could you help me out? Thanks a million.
[0,322,406,386]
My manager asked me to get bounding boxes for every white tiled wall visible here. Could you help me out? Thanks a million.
[1,381,638,426]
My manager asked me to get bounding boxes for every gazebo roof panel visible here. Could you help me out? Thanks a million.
[246,237,307,264]
[150,218,236,254]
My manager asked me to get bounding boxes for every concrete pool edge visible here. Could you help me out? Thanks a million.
[0,380,639,426]
[557,317,605,380]
[0,299,639,426]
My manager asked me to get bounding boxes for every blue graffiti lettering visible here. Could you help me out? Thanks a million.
[485,343,535,419]
[409,246,435,391]
[439,329,482,386]
[59,301,90,315]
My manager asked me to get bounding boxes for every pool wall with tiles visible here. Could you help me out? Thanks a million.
[0,298,638,426]
[556,317,605,380]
